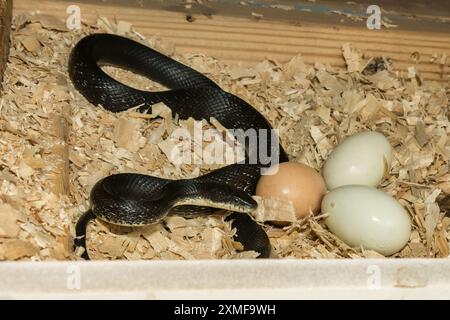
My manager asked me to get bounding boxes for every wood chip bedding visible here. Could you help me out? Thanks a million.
[0,14,448,261]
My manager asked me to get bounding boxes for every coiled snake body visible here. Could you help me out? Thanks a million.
[70,34,288,259]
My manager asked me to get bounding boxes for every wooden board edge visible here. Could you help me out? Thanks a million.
[0,0,12,88]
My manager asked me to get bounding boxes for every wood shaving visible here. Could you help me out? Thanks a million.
[251,12,264,20]
[270,5,294,11]
[342,43,363,73]
[252,196,297,223]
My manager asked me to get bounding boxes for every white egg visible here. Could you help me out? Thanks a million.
[323,131,392,190]
[322,185,411,256]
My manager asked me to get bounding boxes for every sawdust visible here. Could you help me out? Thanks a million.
[0,14,448,261]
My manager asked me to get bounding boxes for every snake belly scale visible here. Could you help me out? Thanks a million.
[69,33,288,259]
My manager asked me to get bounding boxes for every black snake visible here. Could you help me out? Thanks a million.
[70,34,288,259]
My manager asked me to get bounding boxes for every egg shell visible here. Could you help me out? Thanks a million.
[322,185,411,256]
[255,162,327,219]
[323,131,392,190]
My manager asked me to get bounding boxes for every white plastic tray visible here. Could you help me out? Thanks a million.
[0,259,449,299]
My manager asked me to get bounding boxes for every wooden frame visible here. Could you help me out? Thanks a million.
[12,0,450,82]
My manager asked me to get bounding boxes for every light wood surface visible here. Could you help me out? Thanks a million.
[13,0,450,82]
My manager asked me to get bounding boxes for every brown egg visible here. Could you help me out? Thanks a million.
[256,162,327,218]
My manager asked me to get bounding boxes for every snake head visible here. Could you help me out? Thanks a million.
[172,181,258,213]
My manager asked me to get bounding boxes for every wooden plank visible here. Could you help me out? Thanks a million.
[0,0,11,87]
[13,0,450,82]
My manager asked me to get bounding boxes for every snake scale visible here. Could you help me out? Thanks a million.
[70,34,288,259]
